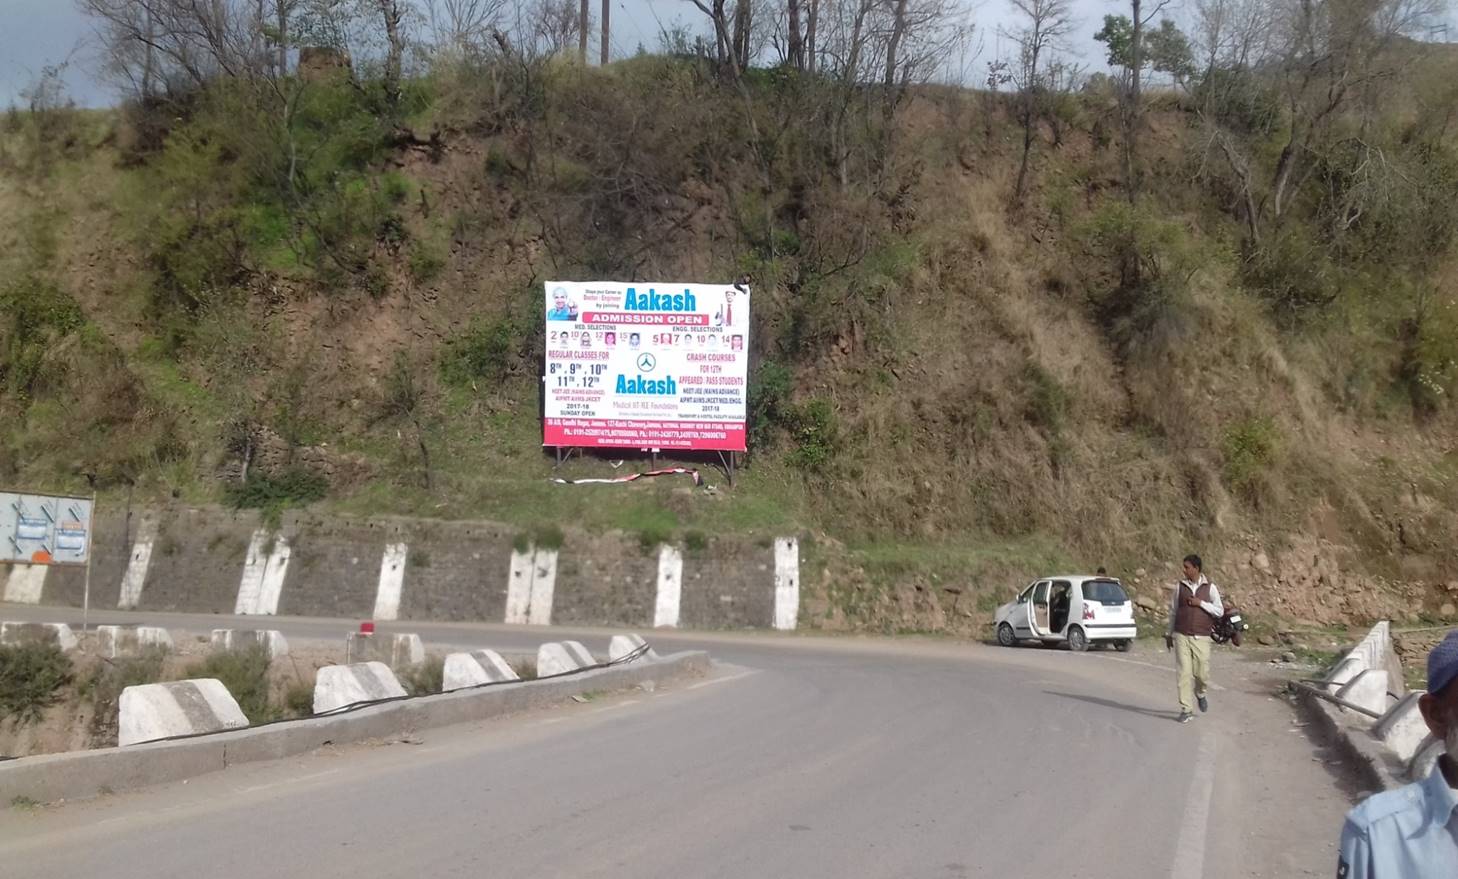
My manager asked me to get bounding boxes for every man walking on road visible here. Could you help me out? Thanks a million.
[1165,554,1223,723]
[1338,630,1458,877]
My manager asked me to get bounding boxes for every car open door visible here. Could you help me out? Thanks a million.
[1011,581,1040,638]
[1028,580,1052,638]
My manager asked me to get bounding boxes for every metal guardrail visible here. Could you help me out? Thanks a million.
[1290,680,1383,719]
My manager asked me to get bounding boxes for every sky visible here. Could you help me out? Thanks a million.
[1,0,1144,109]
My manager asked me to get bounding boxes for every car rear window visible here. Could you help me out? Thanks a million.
[1084,579,1128,604]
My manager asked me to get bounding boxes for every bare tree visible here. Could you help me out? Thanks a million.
[805,0,820,71]
[1007,0,1075,205]
[376,0,406,107]
[529,0,584,56]
[1191,0,1447,246]
[425,0,507,57]
[579,0,589,62]
[788,0,806,68]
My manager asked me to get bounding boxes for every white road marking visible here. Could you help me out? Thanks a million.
[1099,654,1227,691]
[1171,731,1218,879]
[686,669,759,690]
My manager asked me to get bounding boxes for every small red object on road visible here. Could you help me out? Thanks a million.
[360,621,375,634]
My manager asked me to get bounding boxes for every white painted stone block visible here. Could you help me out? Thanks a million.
[505,548,533,625]
[654,545,683,628]
[505,546,557,626]
[1336,668,1389,716]
[118,678,249,746]
[609,633,658,663]
[442,649,519,692]
[96,625,174,658]
[210,629,290,659]
[773,537,800,631]
[1325,655,1367,690]
[313,661,407,714]
[2,565,48,604]
[0,621,77,651]
[346,631,425,668]
[537,640,595,677]
[117,516,158,609]
[234,530,291,615]
[372,543,408,622]
[1374,693,1430,762]
[528,549,557,627]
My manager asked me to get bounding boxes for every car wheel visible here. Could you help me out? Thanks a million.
[1114,639,1133,653]
[1067,626,1089,652]
[997,623,1017,647]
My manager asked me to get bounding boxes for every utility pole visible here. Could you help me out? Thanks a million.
[600,0,610,65]
[579,0,588,63]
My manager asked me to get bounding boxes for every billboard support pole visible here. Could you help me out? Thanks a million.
[81,492,95,633]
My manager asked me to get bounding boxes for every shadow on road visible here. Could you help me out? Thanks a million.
[1043,690,1183,721]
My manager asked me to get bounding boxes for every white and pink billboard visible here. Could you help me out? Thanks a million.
[542,281,749,451]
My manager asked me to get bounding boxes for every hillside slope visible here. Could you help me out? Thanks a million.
[1,55,1456,632]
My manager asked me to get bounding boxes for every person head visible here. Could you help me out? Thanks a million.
[629,332,640,348]
[552,288,568,311]
[605,331,616,346]
[1182,554,1202,581]
[1096,566,1107,576]
[581,333,591,347]
[1419,631,1458,756]
[732,334,743,351]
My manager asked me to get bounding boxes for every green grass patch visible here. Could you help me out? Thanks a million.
[186,646,274,724]
[0,643,74,725]
[400,656,444,696]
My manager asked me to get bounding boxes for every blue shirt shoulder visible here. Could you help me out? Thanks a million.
[1345,782,1428,831]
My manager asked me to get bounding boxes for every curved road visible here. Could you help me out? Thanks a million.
[0,608,1354,878]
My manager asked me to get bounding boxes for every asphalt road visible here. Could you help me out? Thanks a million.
[0,606,1356,878]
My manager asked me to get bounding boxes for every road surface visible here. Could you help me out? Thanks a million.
[0,606,1357,878]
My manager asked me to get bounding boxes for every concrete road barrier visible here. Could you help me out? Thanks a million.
[96,625,174,658]
[346,631,425,668]
[314,661,407,714]
[1409,736,1445,781]
[538,640,594,677]
[0,650,709,804]
[118,679,250,747]
[1336,668,1390,716]
[0,621,78,651]
[442,649,519,692]
[608,633,658,663]
[1324,621,1392,692]
[1373,693,1430,762]
[210,628,290,659]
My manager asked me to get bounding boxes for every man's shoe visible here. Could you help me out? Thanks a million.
[1197,695,1209,713]
[1177,712,1194,723]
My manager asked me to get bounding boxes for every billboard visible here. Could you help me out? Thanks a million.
[1,491,93,565]
[543,281,749,451]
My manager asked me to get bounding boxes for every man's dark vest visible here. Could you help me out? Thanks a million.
[1175,581,1215,637]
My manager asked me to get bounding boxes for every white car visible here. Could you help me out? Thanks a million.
[994,575,1137,652]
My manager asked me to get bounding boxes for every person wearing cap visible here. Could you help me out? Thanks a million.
[1337,630,1458,877]
[1165,553,1223,723]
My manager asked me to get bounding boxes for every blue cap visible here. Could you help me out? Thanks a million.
[1427,630,1458,696]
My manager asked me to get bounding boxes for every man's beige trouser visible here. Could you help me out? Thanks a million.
[1174,633,1212,714]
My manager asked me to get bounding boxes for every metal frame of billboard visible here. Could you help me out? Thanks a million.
[2,488,97,630]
